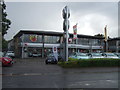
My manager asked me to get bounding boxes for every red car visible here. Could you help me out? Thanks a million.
[0,57,14,66]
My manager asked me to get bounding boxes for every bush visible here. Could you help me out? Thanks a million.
[58,58,120,68]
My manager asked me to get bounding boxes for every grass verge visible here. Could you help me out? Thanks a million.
[58,58,120,68]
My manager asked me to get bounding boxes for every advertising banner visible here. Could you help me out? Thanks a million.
[73,24,77,39]
[52,46,58,61]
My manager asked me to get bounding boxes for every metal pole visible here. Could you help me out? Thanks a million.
[116,40,119,53]
[65,6,68,62]
[76,39,77,52]
[22,34,24,58]
[90,39,92,53]
[105,41,108,52]
[42,34,44,58]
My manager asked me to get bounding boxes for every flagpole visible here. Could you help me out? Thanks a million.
[76,23,78,52]
[104,25,108,52]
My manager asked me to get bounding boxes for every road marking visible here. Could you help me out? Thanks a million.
[85,83,90,86]
[2,72,61,76]
[68,79,118,87]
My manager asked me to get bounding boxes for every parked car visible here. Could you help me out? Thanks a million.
[114,53,120,58]
[58,54,62,61]
[28,52,41,57]
[0,56,14,66]
[69,52,90,59]
[89,53,104,59]
[45,53,58,64]
[28,52,33,57]
[103,53,119,59]
[32,53,41,57]
[6,51,15,58]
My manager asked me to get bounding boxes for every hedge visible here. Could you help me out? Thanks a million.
[58,58,120,68]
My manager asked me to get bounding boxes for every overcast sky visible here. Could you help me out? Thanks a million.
[4,1,118,40]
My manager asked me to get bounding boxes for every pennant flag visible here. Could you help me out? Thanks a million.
[73,24,77,39]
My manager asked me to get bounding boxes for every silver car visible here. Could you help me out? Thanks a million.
[114,53,120,58]
[70,52,90,59]
[6,51,15,58]
[103,53,119,59]
[89,53,104,59]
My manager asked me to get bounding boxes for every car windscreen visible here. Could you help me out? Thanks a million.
[117,53,120,56]
[106,53,115,56]
[76,53,87,56]
[7,51,14,53]
[48,54,54,57]
[91,53,102,56]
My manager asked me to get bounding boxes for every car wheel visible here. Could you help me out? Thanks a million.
[46,61,48,64]
[55,62,58,64]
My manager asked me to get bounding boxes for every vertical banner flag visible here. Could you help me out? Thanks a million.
[73,24,77,39]
[104,25,107,42]
[52,46,58,61]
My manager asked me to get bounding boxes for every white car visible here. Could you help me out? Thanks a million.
[6,51,15,58]
[89,53,104,59]
[103,53,119,59]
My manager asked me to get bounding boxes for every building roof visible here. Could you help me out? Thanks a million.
[108,37,120,41]
[14,30,104,39]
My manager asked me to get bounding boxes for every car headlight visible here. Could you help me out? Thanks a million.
[4,58,9,61]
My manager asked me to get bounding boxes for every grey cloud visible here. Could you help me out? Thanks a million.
[4,2,118,40]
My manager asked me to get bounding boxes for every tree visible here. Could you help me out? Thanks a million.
[2,37,8,51]
[1,1,11,51]
[1,1,11,36]
[94,34,104,38]
[94,34,111,39]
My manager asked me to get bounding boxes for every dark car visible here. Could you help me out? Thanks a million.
[32,53,41,57]
[58,54,62,61]
[45,54,58,64]
[28,52,41,57]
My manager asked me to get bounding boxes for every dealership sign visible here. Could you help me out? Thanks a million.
[30,35,37,42]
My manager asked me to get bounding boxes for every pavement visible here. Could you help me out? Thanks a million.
[1,57,119,89]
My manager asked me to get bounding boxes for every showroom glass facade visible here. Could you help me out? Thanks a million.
[23,34,43,43]
[77,38,103,46]
[13,30,105,58]
[108,38,120,52]
[20,34,61,58]
[44,35,60,44]
[22,34,60,44]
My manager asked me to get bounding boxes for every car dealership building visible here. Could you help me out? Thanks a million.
[10,30,107,58]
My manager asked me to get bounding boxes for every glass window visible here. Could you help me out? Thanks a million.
[44,35,60,44]
[90,39,100,46]
[78,38,89,45]
[23,34,42,43]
